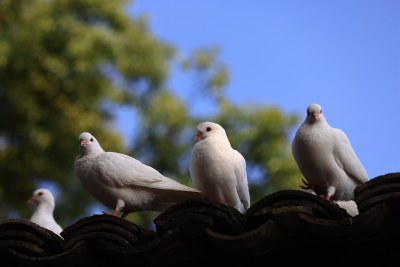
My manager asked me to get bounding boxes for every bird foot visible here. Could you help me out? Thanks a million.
[318,194,331,200]
[318,195,337,205]
[300,179,334,203]
[102,208,128,218]
[102,209,121,217]
[300,178,316,191]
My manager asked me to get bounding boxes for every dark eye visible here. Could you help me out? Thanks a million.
[38,192,43,196]
[206,127,212,132]
[320,109,323,114]
[90,138,94,142]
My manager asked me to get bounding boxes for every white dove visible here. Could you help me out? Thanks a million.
[74,132,203,219]
[189,121,250,213]
[291,103,369,201]
[27,188,63,236]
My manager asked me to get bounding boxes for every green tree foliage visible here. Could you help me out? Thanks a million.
[181,47,228,101]
[0,0,303,228]
[133,90,193,179]
[0,0,172,224]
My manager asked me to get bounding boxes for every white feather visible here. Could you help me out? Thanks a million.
[292,103,368,200]
[75,132,202,217]
[189,121,250,213]
[28,188,63,236]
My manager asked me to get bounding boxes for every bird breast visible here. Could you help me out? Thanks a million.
[191,140,235,185]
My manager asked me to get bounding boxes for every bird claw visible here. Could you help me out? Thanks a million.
[323,196,337,205]
[299,178,315,190]
[318,194,332,201]
[102,208,126,218]
[102,210,119,216]
[300,179,334,203]
[102,210,112,216]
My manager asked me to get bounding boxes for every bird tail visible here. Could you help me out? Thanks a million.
[161,188,205,204]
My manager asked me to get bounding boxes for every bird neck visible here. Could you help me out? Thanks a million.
[203,135,232,150]
[34,202,55,217]
[218,134,232,147]
[307,117,329,128]
[81,147,104,159]
[89,149,104,158]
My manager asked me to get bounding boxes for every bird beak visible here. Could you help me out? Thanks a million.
[312,113,319,121]
[27,197,35,205]
[194,132,202,141]
[80,140,88,147]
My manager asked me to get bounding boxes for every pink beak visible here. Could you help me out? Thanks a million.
[80,140,88,146]
[27,197,35,205]
[194,132,202,141]
[312,112,319,121]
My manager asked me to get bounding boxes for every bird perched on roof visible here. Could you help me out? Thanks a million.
[75,132,203,219]
[189,121,250,213]
[291,103,369,201]
[27,188,63,236]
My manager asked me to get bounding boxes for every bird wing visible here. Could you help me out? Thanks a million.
[31,213,63,236]
[332,128,369,184]
[95,152,200,192]
[233,150,250,210]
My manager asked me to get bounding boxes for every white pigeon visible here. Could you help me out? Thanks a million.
[74,132,203,218]
[291,103,369,201]
[189,121,250,213]
[27,188,63,236]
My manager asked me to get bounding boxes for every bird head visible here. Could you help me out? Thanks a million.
[306,103,324,123]
[78,132,104,156]
[194,121,226,141]
[27,188,55,207]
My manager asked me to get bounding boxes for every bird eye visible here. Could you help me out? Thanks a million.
[90,138,93,142]
[320,109,323,114]
[38,192,43,196]
[206,127,212,132]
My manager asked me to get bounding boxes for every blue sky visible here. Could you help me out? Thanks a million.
[116,0,400,180]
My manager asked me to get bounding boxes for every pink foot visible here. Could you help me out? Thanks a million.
[300,178,317,191]
[121,211,130,219]
[102,207,123,217]
[300,179,334,203]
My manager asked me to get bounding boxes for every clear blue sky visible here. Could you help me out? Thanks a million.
[116,0,400,180]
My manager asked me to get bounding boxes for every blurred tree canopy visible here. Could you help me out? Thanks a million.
[0,0,302,228]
